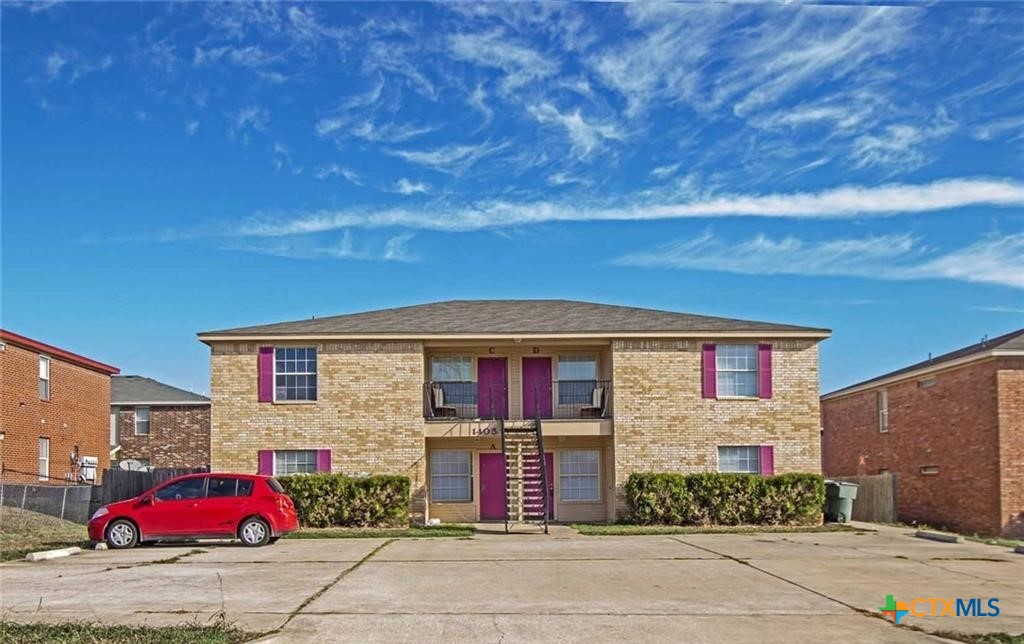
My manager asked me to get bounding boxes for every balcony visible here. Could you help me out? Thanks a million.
[424,380,612,421]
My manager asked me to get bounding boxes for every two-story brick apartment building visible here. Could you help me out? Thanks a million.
[0,329,119,484]
[822,329,1024,537]
[111,375,211,469]
[199,300,829,524]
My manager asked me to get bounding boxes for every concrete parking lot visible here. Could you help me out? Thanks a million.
[1,524,1021,643]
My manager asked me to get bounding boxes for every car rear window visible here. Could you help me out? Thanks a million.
[266,478,285,494]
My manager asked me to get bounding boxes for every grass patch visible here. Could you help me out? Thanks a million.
[932,632,1024,644]
[965,536,1024,549]
[0,621,257,643]
[284,525,475,539]
[0,507,90,561]
[571,523,865,536]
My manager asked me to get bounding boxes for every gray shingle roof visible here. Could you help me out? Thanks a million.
[824,327,1024,398]
[112,376,209,405]
[198,299,829,338]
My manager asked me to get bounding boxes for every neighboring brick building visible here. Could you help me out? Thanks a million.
[111,376,210,470]
[821,329,1024,537]
[199,300,829,524]
[0,329,119,484]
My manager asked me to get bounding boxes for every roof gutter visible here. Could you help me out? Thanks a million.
[0,329,120,375]
[112,401,210,406]
[822,348,1024,401]
[197,330,831,344]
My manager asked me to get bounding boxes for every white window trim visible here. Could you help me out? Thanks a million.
[273,449,317,476]
[717,445,761,474]
[134,406,151,436]
[429,450,473,503]
[273,347,319,403]
[558,449,601,503]
[39,355,51,401]
[878,389,889,433]
[715,345,759,399]
[38,437,50,481]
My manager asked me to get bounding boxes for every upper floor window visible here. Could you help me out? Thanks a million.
[557,356,597,405]
[275,347,317,401]
[718,446,760,474]
[39,355,50,400]
[877,389,889,433]
[274,450,317,476]
[431,356,474,405]
[716,345,758,397]
[135,406,151,436]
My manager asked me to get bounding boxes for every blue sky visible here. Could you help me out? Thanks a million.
[2,1,1022,395]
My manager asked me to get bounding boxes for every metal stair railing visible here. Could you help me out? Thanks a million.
[534,384,549,534]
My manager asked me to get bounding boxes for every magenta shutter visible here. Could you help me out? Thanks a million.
[758,344,773,399]
[759,445,774,475]
[316,449,332,473]
[258,346,274,403]
[257,450,274,475]
[701,344,717,399]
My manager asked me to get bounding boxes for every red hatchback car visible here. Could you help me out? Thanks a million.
[88,473,299,549]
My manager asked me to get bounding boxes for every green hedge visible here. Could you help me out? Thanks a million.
[276,474,410,528]
[625,472,824,526]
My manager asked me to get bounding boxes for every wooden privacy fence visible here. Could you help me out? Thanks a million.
[832,473,898,523]
[95,468,207,506]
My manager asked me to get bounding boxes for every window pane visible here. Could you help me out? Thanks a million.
[718,446,760,474]
[274,348,318,401]
[557,356,597,380]
[431,356,472,382]
[559,450,599,501]
[207,477,239,498]
[156,477,206,501]
[274,450,317,475]
[39,357,49,379]
[430,451,471,502]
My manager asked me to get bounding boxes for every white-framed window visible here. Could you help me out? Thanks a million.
[718,446,760,474]
[135,406,151,436]
[430,450,472,502]
[274,347,318,401]
[274,450,317,475]
[431,356,474,404]
[557,356,598,405]
[877,389,889,433]
[716,345,758,397]
[39,355,50,400]
[559,449,600,502]
[38,437,50,480]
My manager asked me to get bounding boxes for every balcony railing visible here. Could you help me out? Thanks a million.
[424,380,612,420]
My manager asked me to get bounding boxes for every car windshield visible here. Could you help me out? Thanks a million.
[266,478,285,494]
[155,477,205,501]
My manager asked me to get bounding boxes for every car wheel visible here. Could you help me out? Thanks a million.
[106,519,138,549]
[238,517,270,547]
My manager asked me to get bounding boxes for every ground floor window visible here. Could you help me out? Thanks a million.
[430,450,472,502]
[559,449,600,501]
[274,450,317,476]
[718,446,760,474]
[38,437,50,480]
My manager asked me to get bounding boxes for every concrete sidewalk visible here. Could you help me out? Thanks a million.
[1,524,1020,643]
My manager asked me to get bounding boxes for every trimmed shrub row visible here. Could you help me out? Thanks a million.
[625,472,824,526]
[276,474,410,528]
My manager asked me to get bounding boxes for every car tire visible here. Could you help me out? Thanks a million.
[238,517,271,547]
[268,537,280,544]
[106,519,139,549]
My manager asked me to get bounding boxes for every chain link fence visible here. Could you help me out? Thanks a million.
[0,469,94,524]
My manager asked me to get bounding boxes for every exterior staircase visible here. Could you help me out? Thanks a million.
[500,417,549,533]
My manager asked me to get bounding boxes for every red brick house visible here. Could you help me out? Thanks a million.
[111,376,210,470]
[0,329,119,484]
[821,329,1024,537]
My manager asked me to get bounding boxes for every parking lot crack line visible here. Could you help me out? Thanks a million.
[279,539,395,630]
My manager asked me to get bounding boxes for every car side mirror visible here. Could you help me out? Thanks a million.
[143,494,155,505]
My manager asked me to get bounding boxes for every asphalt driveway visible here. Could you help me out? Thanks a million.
[1,524,1021,643]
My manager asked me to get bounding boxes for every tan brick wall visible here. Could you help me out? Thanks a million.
[821,358,1020,536]
[996,358,1024,537]
[611,338,822,517]
[209,341,427,517]
[0,341,111,483]
[117,405,210,469]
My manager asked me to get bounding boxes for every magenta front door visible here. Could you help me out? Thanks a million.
[479,453,506,520]
[522,357,553,418]
[477,358,508,418]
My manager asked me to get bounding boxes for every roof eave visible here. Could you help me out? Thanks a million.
[197,329,832,344]
[111,400,210,406]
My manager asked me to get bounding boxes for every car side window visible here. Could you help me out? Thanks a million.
[207,477,239,498]
[236,479,254,496]
[155,477,206,501]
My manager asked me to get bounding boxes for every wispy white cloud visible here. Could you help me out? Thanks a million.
[185,120,200,136]
[194,45,277,68]
[232,177,1024,235]
[45,49,113,82]
[351,120,437,143]
[547,172,587,187]
[228,105,270,143]
[383,232,418,262]
[313,164,362,185]
[468,83,493,130]
[970,306,1024,314]
[651,163,681,179]
[391,178,430,195]
[226,230,416,262]
[528,102,623,159]
[971,115,1024,142]
[273,142,301,175]
[385,141,508,174]
[852,107,957,172]
[615,231,1024,289]
[448,29,559,95]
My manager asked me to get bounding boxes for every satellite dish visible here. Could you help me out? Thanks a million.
[119,459,145,471]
